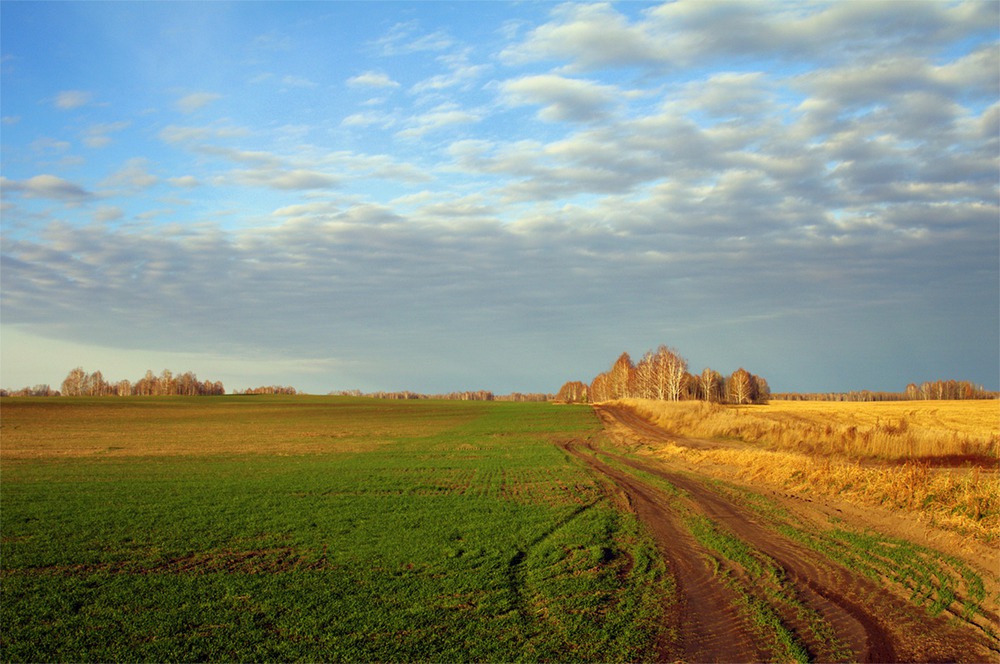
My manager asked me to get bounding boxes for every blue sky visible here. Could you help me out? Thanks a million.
[2,1,998,395]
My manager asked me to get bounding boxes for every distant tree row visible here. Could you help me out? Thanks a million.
[59,367,225,397]
[237,385,298,396]
[1,384,59,397]
[775,380,996,401]
[329,390,553,402]
[558,345,770,405]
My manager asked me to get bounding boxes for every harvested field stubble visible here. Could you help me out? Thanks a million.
[623,399,999,462]
[609,399,1000,543]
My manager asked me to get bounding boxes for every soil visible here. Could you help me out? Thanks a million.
[562,404,1000,663]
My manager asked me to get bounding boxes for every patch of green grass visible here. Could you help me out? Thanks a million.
[1,397,669,662]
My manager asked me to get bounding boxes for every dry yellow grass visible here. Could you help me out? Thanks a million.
[622,398,999,461]
[612,398,1000,542]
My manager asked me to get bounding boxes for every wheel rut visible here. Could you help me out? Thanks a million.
[560,439,772,663]
[562,404,998,663]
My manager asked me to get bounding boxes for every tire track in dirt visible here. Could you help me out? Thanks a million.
[587,404,998,663]
[559,439,775,663]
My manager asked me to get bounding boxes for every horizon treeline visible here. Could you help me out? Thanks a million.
[0,369,222,398]
[329,389,553,402]
[557,345,770,405]
[774,379,996,402]
[48,367,227,397]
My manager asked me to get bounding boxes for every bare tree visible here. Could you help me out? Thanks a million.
[698,367,723,402]
[726,368,755,405]
[657,346,688,401]
[609,352,635,399]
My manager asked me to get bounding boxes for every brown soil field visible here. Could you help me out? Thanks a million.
[0,397,480,459]
[575,404,1000,662]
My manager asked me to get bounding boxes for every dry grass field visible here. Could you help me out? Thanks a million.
[625,398,999,462]
[613,399,999,543]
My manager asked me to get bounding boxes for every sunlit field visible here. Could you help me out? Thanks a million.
[623,398,999,462]
[614,399,999,542]
[0,397,668,662]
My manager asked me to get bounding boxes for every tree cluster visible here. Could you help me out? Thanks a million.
[59,367,225,397]
[905,380,994,400]
[558,345,770,405]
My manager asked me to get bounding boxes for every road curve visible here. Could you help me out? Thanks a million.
[563,404,998,663]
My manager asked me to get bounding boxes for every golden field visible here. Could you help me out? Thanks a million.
[613,399,999,542]
[623,398,999,461]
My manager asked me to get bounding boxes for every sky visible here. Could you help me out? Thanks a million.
[1,1,998,395]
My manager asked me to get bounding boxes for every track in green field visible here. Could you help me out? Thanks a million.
[1,397,669,662]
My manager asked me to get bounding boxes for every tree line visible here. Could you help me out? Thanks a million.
[557,345,770,405]
[329,389,553,402]
[775,380,995,401]
[58,367,225,397]
[236,385,298,396]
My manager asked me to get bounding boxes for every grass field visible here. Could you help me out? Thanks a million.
[0,396,669,662]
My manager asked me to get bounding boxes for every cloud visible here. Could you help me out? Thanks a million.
[93,205,124,222]
[0,174,92,201]
[501,74,620,123]
[3,183,994,392]
[374,20,453,55]
[411,49,489,95]
[503,1,999,72]
[82,121,130,148]
[168,175,200,188]
[396,104,480,139]
[281,75,318,88]
[158,123,250,144]
[347,71,400,88]
[101,158,158,192]
[175,92,222,113]
[229,168,340,190]
[341,111,394,129]
[54,90,92,110]
[501,2,668,71]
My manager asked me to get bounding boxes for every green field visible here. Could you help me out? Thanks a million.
[0,397,669,662]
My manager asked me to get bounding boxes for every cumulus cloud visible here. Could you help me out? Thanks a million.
[0,174,92,201]
[175,92,222,113]
[396,104,480,138]
[82,121,130,148]
[347,71,400,88]
[374,20,453,55]
[504,1,999,72]
[101,158,158,192]
[229,168,339,190]
[54,90,92,109]
[501,74,620,123]
[501,2,668,70]
[93,205,124,222]
[168,175,200,188]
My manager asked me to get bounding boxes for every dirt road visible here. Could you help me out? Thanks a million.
[563,404,999,663]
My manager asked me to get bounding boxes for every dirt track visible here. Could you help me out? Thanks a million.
[563,404,999,663]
